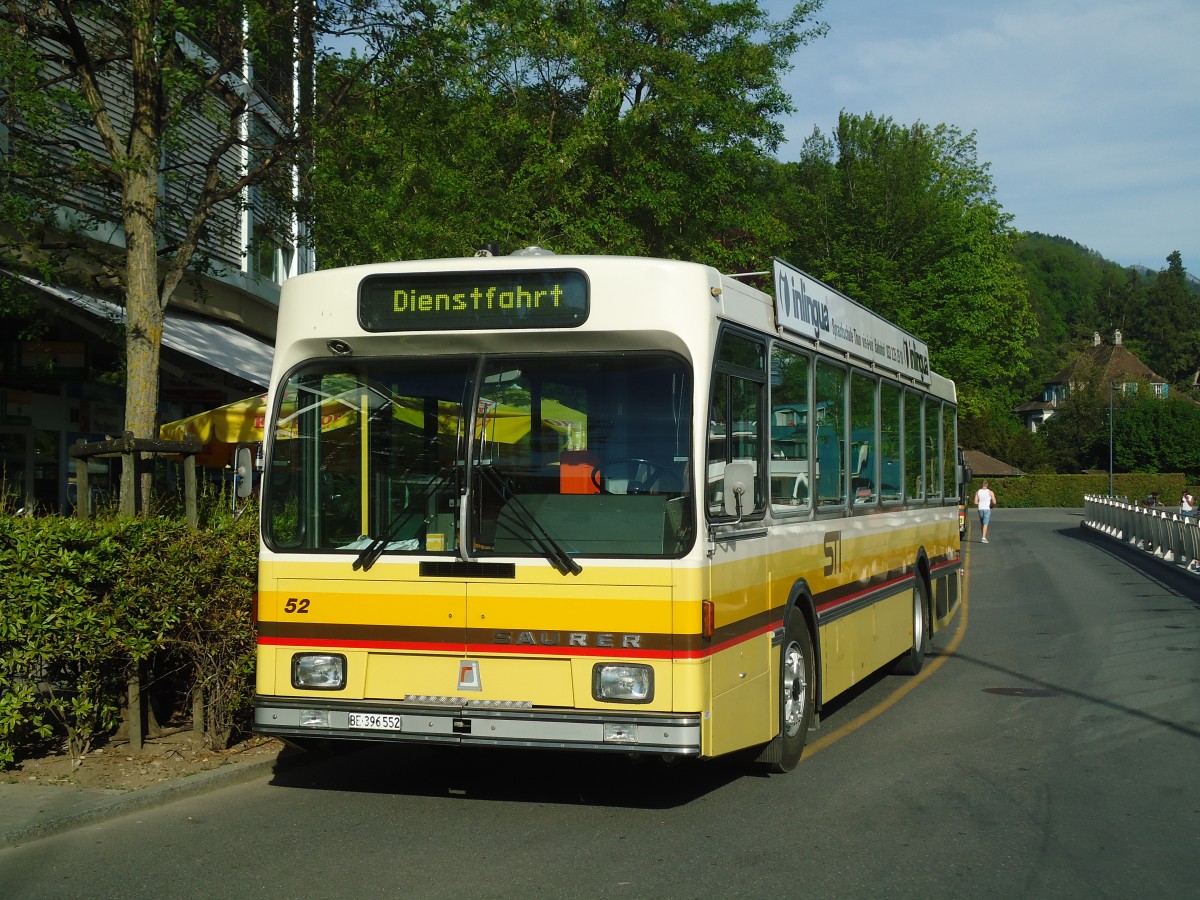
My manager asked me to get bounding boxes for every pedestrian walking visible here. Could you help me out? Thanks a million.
[974,480,997,543]
[1181,489,1195,517]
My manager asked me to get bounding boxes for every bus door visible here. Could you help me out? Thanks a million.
[705,331,772,755]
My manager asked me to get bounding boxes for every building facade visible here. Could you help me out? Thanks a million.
[1,7,309,513]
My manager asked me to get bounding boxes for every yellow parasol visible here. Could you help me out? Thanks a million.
[159,394,270,447]
[159,393,358,466]
[160,390,587,467]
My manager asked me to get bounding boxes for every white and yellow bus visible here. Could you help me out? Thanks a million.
[253,251,964,772]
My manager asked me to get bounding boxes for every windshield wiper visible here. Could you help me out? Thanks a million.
[478,465,582,577]
[353,468,450,572]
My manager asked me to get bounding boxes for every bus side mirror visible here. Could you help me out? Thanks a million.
[722,461,755,520]
[235,446,254,498]
[957,463,972,487]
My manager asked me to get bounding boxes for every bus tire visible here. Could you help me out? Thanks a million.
[760,613,815,773]
[893,578,930,676]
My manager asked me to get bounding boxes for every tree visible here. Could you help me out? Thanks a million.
[777,112,1037,418]
[957,406,1051,474]
[1094,265,1145,347]
[0,0,402,509]
[1141,251,1198,386]
[310,0,828,273]
[1109,393,1200,477]
[1006,234,1153,405]
[1038,364,1200,479]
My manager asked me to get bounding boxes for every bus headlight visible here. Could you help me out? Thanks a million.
[292,653,347,690]
[592,664,653,703]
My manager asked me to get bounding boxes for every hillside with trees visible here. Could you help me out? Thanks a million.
[1002,237,1199,476]
[1012,236,1199,397]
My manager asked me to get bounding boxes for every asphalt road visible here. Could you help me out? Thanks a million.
[2,508,1197,899]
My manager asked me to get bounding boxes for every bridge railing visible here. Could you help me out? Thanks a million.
[1082,494,1200,576]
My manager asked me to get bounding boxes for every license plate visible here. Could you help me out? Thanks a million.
[347,713,403,731]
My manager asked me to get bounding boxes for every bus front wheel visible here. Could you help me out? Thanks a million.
[761,613,815,773]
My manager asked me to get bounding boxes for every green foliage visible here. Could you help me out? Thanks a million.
[1009,234,1142,400]
[0,514,257,768]
[163,515,259,745]
[310,0,827,271]
[778,112,1037,418]
[1040,381,1200,478]
[0,517,128,764]
[1141,251,1200,385]
[1,0,407,451]
[1010,240,1199,395]
[959,408,1053,474]
[966,473,1186,509]
[1109,392,1200,476]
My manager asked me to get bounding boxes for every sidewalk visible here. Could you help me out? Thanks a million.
[0,742,286,849]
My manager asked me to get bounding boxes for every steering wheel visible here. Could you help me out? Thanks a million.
[591,458,664,495]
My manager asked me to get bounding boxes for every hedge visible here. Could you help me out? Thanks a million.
[0,510,257,769]
[965,473,1190,508]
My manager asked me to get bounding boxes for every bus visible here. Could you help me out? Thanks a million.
[252,251,964,772]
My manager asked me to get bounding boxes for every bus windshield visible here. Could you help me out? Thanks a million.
[263,352,694,562]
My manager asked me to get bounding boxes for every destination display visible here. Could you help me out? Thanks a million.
[772,258,931,385]
[359,269,589,332]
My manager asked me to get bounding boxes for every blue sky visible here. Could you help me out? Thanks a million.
[762,0,1199,272]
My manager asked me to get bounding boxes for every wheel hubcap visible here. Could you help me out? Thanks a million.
[913,592,925,650]
[782,641,807,737]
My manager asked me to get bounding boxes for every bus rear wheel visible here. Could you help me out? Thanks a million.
[893,578,930,676]
[761,613,814,773]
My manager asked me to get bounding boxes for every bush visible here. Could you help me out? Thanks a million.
[966,473,1188,508]
[0,510,257,768]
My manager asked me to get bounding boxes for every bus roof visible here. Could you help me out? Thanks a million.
[274,252,955,401]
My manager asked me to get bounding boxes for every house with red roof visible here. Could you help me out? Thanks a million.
[1015,330,1167,432]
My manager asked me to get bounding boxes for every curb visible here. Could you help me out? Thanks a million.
[0,753,281,849]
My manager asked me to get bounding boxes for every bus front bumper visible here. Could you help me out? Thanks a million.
[253,696,703,757]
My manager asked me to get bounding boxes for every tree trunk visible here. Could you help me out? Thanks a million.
[122,2,164,515]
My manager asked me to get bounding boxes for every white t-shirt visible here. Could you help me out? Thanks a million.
[975,487,995,510]
[1182,492,1195,513]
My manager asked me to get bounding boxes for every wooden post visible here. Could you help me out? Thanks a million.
[120,433,136,517]
[127,666,144,753]
[184,453,198,529]
[193,684,205,743]
[74,446,89,520]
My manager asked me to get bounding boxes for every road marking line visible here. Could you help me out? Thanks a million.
[805,546,972,757]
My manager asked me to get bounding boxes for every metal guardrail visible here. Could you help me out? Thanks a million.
[1082,494,1200,576]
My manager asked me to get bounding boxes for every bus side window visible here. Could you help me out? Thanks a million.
[850,370,877,505]
[880,381,902,502]
[942,403,957,503]
[925,398,941,499]
[904,390,923,502]
[708,331,765,517]
[815,360,847,506]
[769,344,811,512]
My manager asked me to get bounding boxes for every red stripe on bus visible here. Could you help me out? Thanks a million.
[256,627,775,660]
[814,571,912,614]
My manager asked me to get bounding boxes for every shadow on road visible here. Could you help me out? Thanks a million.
[267,739,757,808]
[946,646,1200,743]
[264,661,908,808]
[1061,523,1200,608]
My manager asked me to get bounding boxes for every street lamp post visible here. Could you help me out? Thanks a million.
[1108,381,1115,497]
